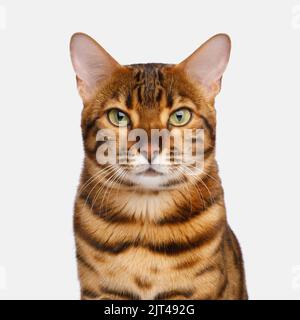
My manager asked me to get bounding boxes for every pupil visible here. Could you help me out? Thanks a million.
[176,111,183,121]
[117,112,124,121]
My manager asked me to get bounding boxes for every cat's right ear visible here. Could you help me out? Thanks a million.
[70,33,120,103]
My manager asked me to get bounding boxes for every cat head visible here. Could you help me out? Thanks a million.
[70,33,231,191]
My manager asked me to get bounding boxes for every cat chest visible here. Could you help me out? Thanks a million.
[94,247,218,300]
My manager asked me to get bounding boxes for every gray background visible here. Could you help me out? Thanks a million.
[0,0,300,299]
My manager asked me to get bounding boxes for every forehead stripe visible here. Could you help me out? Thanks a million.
[156,88,163,103]
[167,93,173,108]
[125,92,133,109]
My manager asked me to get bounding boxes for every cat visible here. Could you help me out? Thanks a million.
[70,32,248,300]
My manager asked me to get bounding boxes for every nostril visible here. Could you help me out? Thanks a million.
[140,150,150,162]
[152,150,159,160]
[140,149,159,163]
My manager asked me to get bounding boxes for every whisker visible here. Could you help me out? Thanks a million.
[177,166,206,211]
[94,167,124,211]
[100,168,127,212]
[82,166,116,209]
[181,165,214,205]
[78,164,113,195]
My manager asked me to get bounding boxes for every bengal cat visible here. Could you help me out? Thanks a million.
[70,32,247,300]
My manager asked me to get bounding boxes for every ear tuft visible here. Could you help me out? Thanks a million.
[178,33,231,99]
[70,33,120,102]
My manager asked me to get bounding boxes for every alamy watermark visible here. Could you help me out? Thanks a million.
[95,128,205,172]
[291,4,300,29]
[292,265,300,291]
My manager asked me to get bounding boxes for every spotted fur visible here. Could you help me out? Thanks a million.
[71,35,248,300]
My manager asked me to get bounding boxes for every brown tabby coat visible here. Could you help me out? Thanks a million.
[70,33,247,300]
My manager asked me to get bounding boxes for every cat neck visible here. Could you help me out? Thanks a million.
[79,157,224,224]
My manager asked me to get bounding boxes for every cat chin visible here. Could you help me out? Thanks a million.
[125,173,176,191]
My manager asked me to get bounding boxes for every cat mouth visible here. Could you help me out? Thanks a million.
[122,167,185,191]
[137,167,163,176]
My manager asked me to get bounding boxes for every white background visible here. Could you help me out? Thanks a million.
[0,0,300,300]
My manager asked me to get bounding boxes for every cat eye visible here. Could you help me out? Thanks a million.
[168,108,192,127]
[107,109,130,127]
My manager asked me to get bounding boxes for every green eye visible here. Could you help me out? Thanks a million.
[108,109,130,127]
[169,108,192,126]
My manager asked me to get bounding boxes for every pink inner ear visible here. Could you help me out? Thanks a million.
[180,34,231,94]
[70,33,120,101]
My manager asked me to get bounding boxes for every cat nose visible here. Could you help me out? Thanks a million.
[141,144,159,163]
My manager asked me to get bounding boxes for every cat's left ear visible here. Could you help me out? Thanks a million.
[70,33,121,103]
[177,34,231,99]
